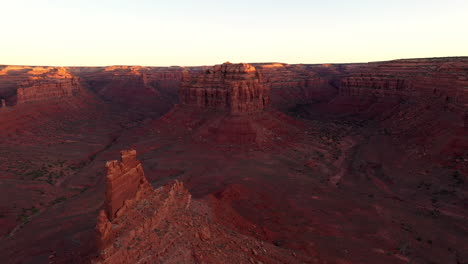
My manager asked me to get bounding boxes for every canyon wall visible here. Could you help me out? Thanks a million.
[338,58,468,125]
[340,58,468,105]
[17,78,81,104]
[180,62,270,114]
[72,66,187,114]
[254,63,340,109]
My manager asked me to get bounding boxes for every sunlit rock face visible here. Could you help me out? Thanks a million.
[180,62,270,115]
[0,66,82,106]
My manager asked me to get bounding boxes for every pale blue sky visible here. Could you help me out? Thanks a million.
[1,0,467,66]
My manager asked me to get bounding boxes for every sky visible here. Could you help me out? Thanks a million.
[0,0,467,66]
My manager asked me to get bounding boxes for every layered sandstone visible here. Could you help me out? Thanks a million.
[255,63,339,109]
[17,78,81,104]
[180,62,270,114]
[340,58,468,105]
[0,66,82,106]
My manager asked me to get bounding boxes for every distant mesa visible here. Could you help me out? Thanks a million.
[180,62,270,115]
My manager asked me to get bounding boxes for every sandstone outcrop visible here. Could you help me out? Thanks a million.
[93,150,310,264]
[180,62,270,114]
[103,149,149,221]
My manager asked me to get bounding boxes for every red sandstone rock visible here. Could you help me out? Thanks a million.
[180,62,270,115]
[94,150,310,264]
[1,57,467,264]
[0,66,82,106]
[16,67,82,104]
[340,59,468,105]
[16,78,81,104]
[104,149,149,220]
[255,63,339,109]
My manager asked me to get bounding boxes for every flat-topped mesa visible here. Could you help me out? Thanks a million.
[180,62,270,115]
[104,149,149,221]
[340,60,468,105]
[16,67,81,104]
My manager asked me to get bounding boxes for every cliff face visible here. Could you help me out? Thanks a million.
[17,78,81,104]
[180,63,270,115]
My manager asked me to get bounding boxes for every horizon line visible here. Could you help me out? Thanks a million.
[1,56,467,68]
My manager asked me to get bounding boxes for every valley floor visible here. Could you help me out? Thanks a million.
[0,95,467,264]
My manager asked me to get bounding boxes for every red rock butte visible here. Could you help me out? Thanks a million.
[180,62,270,114]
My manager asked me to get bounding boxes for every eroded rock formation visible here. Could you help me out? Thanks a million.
[16,67,82,104]
[0,66,83,106]
[95,149,194,262]
[94,150,308,264]
[103,150,149,221]
[180,62,270,114]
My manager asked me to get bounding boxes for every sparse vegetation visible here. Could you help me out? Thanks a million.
[50,196,67,206]
[17,206,40,223]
